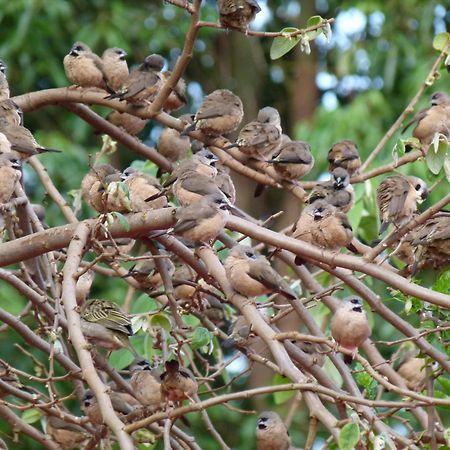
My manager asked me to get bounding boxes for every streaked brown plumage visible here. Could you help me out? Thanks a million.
[129,358,163,409]
[327,140,361,175]
[224,245,296,300]
[0,99,23,126]
[101,47,129,91]
[217,0,261,29]
[256,411,291,450]
[0,153,21,203]
[268,140,314,180]
[160,360,198,402]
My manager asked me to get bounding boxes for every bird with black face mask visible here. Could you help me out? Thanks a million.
[377,174,428,234]
[308,168,354,213]
[217,0,261,30]
[224,245,296,300]
[63,41,107,89]
[160,360,198,402]
[129,357,163,409]
[331,297,371,363]
[101,47,128,92]
[256,411,297,450]
[327,140,361,176]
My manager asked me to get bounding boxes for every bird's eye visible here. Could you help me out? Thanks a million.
[316,207,323,213]
[415,184,422,190]
[75,45,83,52]
[245,251,254,258]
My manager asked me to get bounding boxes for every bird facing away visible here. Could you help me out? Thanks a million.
[158,121,191,163]
[331,297,371,361]
[101,47,129,91]
[308,167,355,213]
[81,390,135,424]
[80,299,136,354]
[129,357,163,409]
[233,106,282,160]
[105,54,165,103]
[0,153,21,203]
[217,0,261,30]
[106,110,148,136]
[293,200,354,260]
[63,41,107,89]
[0,99,23,126]
[402,91,450,148]
[224,245,296,300]
[160,360,198,402]
[327,140,361,176]
[376,175,428,234]
[398,356,426,392]
[46,416,88,450]
[192,89,244,136]
[161,71,188,112]
[268,139,314,180]
[215,164,236,204]
[256,411,291,450]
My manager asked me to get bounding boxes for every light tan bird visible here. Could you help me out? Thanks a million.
[189,89,243,137]
[63,41,107,89]
[403,91,450,148]
[173,264,197,300]
[398,356,426,392]
[46,416,88,449]
[169,193,230,244]
[101,47,129,92]
[215,165,236,204]
[121,167,167,211]
[268,140,314,180]
[377,174,428,234]
[81,390,135,424]
[224,245,296,300]
[327,140,361,175]
[293,200,354,263]
[0,99,23,126]
[0,124,60,159]
[129,358,163,409]
[331,297,371,362]
[158,119,191,163]
[0,154,21,203]
[256,411,291,450]
[161,71,187,112]
[160,360,198,402]
[105,54,165,104]
[232,106,282,160]
[106,110,148,136]
[308,168,355,213]
[75,269,95,305]
[0,60,9,101]
[217,0,261,29]
[80,299,136,354]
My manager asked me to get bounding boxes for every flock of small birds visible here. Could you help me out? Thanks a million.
[0,7,448,447]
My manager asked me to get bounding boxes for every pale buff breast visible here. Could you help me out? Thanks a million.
[313,215,351,250]
[398,357,426,391]
[131,371,162,407]
[173,183,203,206]
[63,55,105,88]
[103,60,128,91]
[198,115,241,136]
[332,310,370,349]
[181,211,225,242]
[0,167,19,203]
[225,256,270,297]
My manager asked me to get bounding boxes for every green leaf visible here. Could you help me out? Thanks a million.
[306,15,324,40]
[433,32,450,51]
[354,363,378,399]
[338,422,360,450]
[270,28,301,60]
[109,348,134,369]
[438,376,450,396]
[191,327,212,350]
[150,313,172,331]
[22,408,42,424]
[272,374,295,404]
[433,270,450,295]
[131,294,157,314]
[112,212,130,231]
[426,135,448,174]
[444,156,450,183]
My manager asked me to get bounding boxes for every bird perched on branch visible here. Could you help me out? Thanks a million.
[106,110,148,136]
[160,360,198,402]
[215,164,236,204]
[0,154,21,204]
[129,357,163,409]
[186,89,243,137]
[63,42,108,90]
[230,106,282,160]
[0,99,23,126]
[331,297,371,363]
[101,47,129,92]
[376,174,428,234]
[105,54,165,104]
[256,411,292,450]
[161,71,187,112]
[217,0,261,30]
[327,140,361,175]
[0,60,10,101]
[307,167,355,213]
[224,245,296,300]
[158,117,192,164]
[46,416,89,450]
[80,299,136,354]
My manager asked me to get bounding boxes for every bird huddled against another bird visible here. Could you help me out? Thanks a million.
[160,360,198,402]
[101,47,129,91]
[129,357,163,409]
[217,0,261,30]
[46,416,89,450]
[256,411,302,450]
[327,140,361,175]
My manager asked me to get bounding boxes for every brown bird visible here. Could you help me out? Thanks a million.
[160,360,198,402]
[46,416,88,449]
[94,172,132,214]
[268,139,314,180]
[256,411,291,450]
[161,71,187,112]
[106,110,148,136]
[0,124,60,159]
[0,99,23,126]
[292,340,325,368]
[224,245,296,300]
[63,41,107,89]
[293,200,354,262]
[0,153,21,203]
[189,89,243,137]
[223,315,264,354]
[331,297,371,362]
[308,168,355,213]
[158,119,191,163]
[215,164,236,204]
[105,54,165,103]
[80,299,136,354]
[232,106,282,160]
[173,264,197,300]
[81,390,135,424]
[403,91,450,148]
[101,47,129,92]
[121,167,167,211]
[0,60,9,101]
[398,357,426,391]
[217,0,261,30]
[327,140,361,176]
[169,193,230,244]
[377,174,428,234]
[129,358,163,409]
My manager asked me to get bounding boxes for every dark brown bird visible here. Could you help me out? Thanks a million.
[224,245,296,300]
[256,411,291,450]
[129,358,163,409]
[217,0,261,30]
[46,416,88,449]
[160,360,198,402]
[0,99,23,126]
[327,140,361,175]
[0,153,21,203]
[63,42,107,89]
[101,47,129,92]
[376,175,428,234]
[106,110,148,136]
[81,390,135,424]
[105,54,165,104]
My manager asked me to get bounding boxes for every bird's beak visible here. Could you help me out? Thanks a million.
[421,189,428,201]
